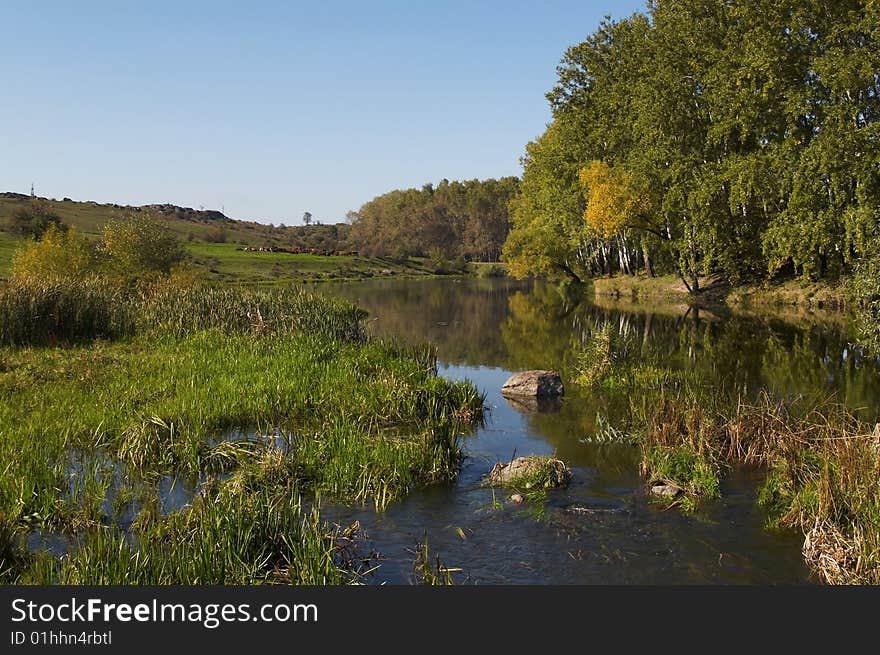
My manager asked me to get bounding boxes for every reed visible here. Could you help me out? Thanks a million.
[0,277,134,345]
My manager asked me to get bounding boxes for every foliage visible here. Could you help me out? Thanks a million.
[99,215,188,277]
[849,235,880,353]
[7,200,66,239]
[579,160,649,238]
[505,0,880,290]
[9,226,98,282]
[348,177,519,262]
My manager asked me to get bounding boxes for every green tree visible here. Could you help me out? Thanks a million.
[8,200,67,239]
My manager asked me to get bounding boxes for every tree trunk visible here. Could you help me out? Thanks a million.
[643,244,653,277]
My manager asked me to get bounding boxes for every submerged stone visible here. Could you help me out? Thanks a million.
[487,456,571,488]
[650,483,681,498]
[501,370,564,398]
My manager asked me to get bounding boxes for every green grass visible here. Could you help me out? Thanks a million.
[0,231,17,276]
[186,242,438,282]
[0,283,484,584]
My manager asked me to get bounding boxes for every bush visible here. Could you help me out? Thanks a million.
[476,264,506,278]
[99,215,187,278]
[10,226,98,283]
[7,201,66,239]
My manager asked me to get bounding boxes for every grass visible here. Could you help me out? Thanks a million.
[0,282,484,584]
[572,322,880,583]
[186,242,440,283]
[645,391,880,584]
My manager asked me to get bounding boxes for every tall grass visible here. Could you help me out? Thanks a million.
[138,284,368,342]
[0,276,368,346]
[637,389,880,583]
[0,277,134,345]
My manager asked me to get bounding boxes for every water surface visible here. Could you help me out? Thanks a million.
[319,277,880,584]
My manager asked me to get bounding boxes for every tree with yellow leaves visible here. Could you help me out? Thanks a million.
[579,160,647,238]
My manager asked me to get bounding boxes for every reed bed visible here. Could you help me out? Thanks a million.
[637,389,880,584]
[0,277,134,345]
[0,279,484,584]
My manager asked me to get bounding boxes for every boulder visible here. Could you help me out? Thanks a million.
[487,456,571,488]
[501,370,564,399]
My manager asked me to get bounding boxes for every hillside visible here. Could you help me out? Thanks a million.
[0,194,441,282]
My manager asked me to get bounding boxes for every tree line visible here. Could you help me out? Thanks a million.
[502,0,879,292]
[347,177,519,262]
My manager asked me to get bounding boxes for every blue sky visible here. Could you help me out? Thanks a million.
[1,1,646,224]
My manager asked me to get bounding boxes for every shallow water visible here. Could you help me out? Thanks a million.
[318,277,880,584]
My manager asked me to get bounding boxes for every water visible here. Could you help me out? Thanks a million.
[317,277,880,584]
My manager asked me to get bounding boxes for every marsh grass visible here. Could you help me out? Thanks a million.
[0,277,134,345]
[638,389,880,582]
[571,319,880,582]
[0,279,484,583]
[412,536,458,585]
[0,276,368,347]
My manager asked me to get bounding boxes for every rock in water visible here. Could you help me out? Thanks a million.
[501,370,564,398]
[650,483,681,498]
[487,456,571,488]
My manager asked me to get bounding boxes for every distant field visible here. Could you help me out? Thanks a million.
[0,196,328,247]
[0,229,440,282]
[0,196,473,282]
[187,242,436,282]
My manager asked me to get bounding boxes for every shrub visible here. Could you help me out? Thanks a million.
[7,201,66,239]
[9,226,98,283]
[99,215,187,278]
[476,263,506,278]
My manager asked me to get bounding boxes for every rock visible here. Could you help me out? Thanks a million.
[487,456,571,488]
[509,493,524,504]
[650,483,681,498]
[501,370,564,399]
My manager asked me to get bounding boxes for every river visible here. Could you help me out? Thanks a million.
[317,276,880,584]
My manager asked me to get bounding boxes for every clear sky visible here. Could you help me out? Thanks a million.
[1,1,646,225]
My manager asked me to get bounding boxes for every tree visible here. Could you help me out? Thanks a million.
[303,212,312,226]
[8,200,67,239]
[99,215,187,277]
[504,0,879,291]
[347,177,519,260]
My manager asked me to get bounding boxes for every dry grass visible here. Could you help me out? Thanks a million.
[641,391,880,583]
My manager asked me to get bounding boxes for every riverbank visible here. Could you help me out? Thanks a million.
[0,284,483,584]
[592,274,849,314]
[575,319,880,584]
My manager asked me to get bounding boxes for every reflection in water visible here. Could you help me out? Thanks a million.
[319,278,880,584]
